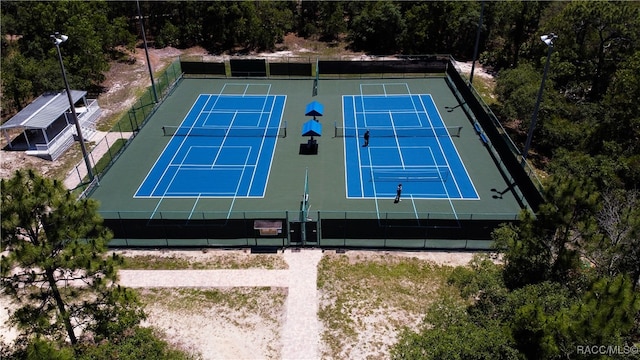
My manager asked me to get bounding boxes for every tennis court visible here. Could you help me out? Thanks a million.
[90,60,541,249]
[341,87,478,202]
[135,86,285,200]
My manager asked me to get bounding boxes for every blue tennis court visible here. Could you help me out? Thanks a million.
[135,89,286,198]
[343,87,478,201]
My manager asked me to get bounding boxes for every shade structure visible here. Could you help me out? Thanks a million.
[302,119,322,137]
[305,101,324,118]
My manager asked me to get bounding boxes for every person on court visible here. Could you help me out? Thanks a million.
[394,183,402,203]
[363,130,370,147]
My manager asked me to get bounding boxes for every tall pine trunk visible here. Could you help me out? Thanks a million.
[46,267,77,345]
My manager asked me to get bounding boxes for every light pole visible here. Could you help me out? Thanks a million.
[522,33,557,164]
[51,32,94,181]
[137,0,158,103]
[469,0,485,85]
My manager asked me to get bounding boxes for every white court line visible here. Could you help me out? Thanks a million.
[146,94,222,217]
[341,96,351,198]
[257,93,271,128]
[188,194,202,220]
[410,194,419,219]
[389,111,406,168]
[227,150,253,219]
[418,95,464,198]
[425,95,480,200]
[427,145,459,220]
[247,95,279,196]
[200,109,265,114]
[210,111,238,169]
[135,94,210,198]
[258,95,286,198]
[367,147,381,220]
[149,94,221,196]
[359,87,372,129]
[408,93,425,127]
[357,145,432,152]
[348,96,366,197]
[150,139,202,219]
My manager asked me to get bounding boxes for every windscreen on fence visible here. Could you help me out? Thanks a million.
[269,62,312,77]
[181,61,226,75]
[319,58,447,75]
[230,59,267,77]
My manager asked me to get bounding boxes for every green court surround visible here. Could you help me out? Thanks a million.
[91,72,535,249]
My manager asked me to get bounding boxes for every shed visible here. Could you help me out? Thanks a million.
[1,90,101,160]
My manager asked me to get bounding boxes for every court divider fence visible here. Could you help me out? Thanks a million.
[71,60,183,197]
[101,209,518,250]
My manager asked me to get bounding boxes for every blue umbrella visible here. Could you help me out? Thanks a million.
[302,119,322,139]
[305,101,324,119]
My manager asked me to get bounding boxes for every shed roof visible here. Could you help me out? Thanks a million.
[0,90,86,130]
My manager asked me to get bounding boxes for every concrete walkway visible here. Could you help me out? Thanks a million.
[119,249,323,360]
[63,130,134,190]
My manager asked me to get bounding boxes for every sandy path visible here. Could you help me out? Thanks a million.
[281,250,323,360]
[119,269,290,288]
[119,249,324,360]
[63,131,134,189]
[2,249,479,358]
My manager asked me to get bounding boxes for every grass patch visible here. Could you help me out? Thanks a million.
[49,143,86,181]
[317,253,460,359]
[93,138,126,174]
[463,74,497,106]
[138,287,286,314]
[119,252,288,270]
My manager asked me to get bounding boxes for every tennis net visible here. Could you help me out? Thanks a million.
[335,125,462,138]
[162,124,287,138]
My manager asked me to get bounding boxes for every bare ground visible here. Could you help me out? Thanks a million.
[1,250,482,359]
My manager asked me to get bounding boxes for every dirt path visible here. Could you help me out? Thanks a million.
[2,249,478,359]
[119,249,323,360]
[63,131,134,189]
[115,250,476,359]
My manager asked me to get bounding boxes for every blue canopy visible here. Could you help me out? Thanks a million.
[305,101,324,117]
[302,119,322,137]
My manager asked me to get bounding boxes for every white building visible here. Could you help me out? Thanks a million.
[1,90,101,160]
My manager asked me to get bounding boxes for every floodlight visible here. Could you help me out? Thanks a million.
[50,32,94,181]
[540,33,557,46]
[522,32,558,164]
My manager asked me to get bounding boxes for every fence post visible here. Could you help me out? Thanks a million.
[74,165,82,186]
[343,211,347,247]
[317,211,322,247]
[129,110,137,132]
[89,149,98,169]
[103,137,112,172]
[285,210,290,248]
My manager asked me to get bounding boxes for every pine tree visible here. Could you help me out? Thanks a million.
[1,170,145,346]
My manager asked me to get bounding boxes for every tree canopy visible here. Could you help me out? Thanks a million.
[392,174,640,359]
[0,170,160,357]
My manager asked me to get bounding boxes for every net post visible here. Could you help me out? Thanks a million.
[334,121,338,137]
[283,120,287,138]
[301,168,310,245]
